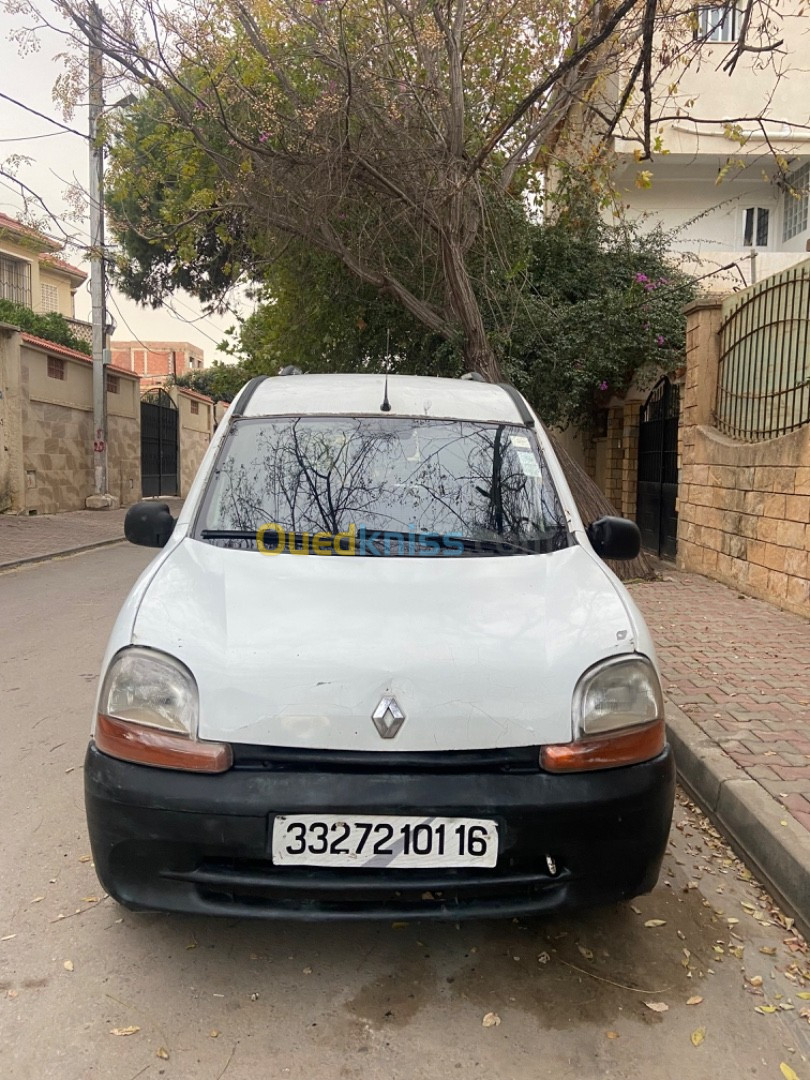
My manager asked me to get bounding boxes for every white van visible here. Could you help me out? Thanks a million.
[85,373,675,919]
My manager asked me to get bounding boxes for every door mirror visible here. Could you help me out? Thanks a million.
[124,501,176,548]
[587,516,641,561]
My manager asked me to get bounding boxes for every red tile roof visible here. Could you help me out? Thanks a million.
[41,253,87,281]
[20,333,135,375]
[0,212,62,252]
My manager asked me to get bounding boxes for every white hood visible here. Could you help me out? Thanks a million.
[131,539,637,752]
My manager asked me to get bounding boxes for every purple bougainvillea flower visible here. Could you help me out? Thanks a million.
[635,272,649,284]
[258,132,269,143]
[656,334,665,346]
[599,380,609,391]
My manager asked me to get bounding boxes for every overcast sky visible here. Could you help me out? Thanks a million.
[0,10,241,362]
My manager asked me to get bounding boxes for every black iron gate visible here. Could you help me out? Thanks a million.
[141,389,179,497]
[636,377,680,560]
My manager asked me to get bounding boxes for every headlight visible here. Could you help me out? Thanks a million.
[95,647,231,773]
[573,656,663,737]
[541,656,665,773]
[101,648,198,734]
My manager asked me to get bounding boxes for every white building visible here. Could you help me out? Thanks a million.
[611,0,810,289]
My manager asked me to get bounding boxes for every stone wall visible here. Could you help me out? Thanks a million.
[0,330,141,514]
[168,386,213,497]
[678,299,810,617]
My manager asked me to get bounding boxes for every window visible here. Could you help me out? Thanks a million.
[196,416,569,557]
[0,253,32,307]
[40,282,60,313]
[106,373,120,394]
[743,207,770,248]
[696,4,740,42]
[190,399,200,414]
[47,357,65,381]
[782,162,810,242]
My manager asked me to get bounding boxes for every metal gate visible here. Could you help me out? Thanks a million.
[140,389,178,497]
[636,377,680,560]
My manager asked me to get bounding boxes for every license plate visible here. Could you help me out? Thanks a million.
[271,814,498,868]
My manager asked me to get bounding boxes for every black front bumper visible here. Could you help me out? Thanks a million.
[84,743,675,920]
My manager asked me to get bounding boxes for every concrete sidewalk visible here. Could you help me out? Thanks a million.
[0,499,184,571]
[630,568,810,934]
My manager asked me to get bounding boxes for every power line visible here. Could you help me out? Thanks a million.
[0,92,87,140]
[0,131,73,143]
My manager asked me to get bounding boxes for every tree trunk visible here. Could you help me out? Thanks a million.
[548,433,656,581]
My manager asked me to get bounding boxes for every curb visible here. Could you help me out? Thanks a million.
[666,703,810,939]
[0,536,125,574]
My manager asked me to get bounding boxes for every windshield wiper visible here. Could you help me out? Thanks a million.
[452,536,540,556]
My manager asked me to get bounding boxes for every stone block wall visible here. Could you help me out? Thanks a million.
[679,299,810,617]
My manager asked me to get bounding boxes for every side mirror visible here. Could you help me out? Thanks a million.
[124,501,176,548]
[586,516,641,561]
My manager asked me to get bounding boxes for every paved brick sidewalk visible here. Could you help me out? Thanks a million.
[0,499,184,570]
[630,569,810,835]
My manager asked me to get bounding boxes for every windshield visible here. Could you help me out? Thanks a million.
[195,416,569,556]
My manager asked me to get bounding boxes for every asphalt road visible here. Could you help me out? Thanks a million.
[1,544,809,1080]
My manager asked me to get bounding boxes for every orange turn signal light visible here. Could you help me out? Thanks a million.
[95,713,233,773]
[540,719,665,773]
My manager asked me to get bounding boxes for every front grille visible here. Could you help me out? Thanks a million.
[230,744,540,774]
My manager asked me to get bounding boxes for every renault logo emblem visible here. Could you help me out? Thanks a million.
[372,695,405,739]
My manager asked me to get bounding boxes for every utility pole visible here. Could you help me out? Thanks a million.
[86,1,112,508]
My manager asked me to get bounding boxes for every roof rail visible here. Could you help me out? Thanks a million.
[498,382,535,428]
[231,375,268,417]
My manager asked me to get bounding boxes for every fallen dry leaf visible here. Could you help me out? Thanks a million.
[210,1030,220,1038]
[482,1012,501,1028]
[391,922,408,930]
[755,1005,777,1015]
[156,1048,169,1060]
[748,975,763,987]
[606,1031,620,1039]
[644,919,667,928]
[7,990,18,999]
[63,960,74,972]
[577,945,593,960]
[779,1065,800,1080]
[109,1026,140,1037]
[797,992,810,1000]
[78,855,92,863]
[760,947,777,956]
[686,996,703,1006]
[31,896,44,904]
[302,966,313,975]
[1,935,16,942]
[645,1002,669,1013]
[537,952,550,965]
[691,1027,706,1047]
[82,897,99,904]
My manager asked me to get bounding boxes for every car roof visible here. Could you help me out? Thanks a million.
[240,373,530,426]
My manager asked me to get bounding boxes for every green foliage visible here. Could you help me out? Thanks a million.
[501,191,697,428]
[173,361,251,403]
[0,299,91,355]
[224,191,696,429]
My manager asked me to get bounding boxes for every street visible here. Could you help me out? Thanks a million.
[1,545,809,1080]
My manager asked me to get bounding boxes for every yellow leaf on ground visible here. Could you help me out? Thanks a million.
[755,1005,777,1014]
[645,1002,669,1013]
[110,1027,140,1036]
[797,993,810,1000]
[644,920,666,928]
[156,1048,169,1060]
[691,1028,706,1046]
[210,1030,220,1038]
[779,1065,800,1080]
[482,1012,501,1028]
[63,960,74,972]
[78,855,92,863]
[606,1031,620,1039]
[686,996,703,1006]
[749,976,763,987]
